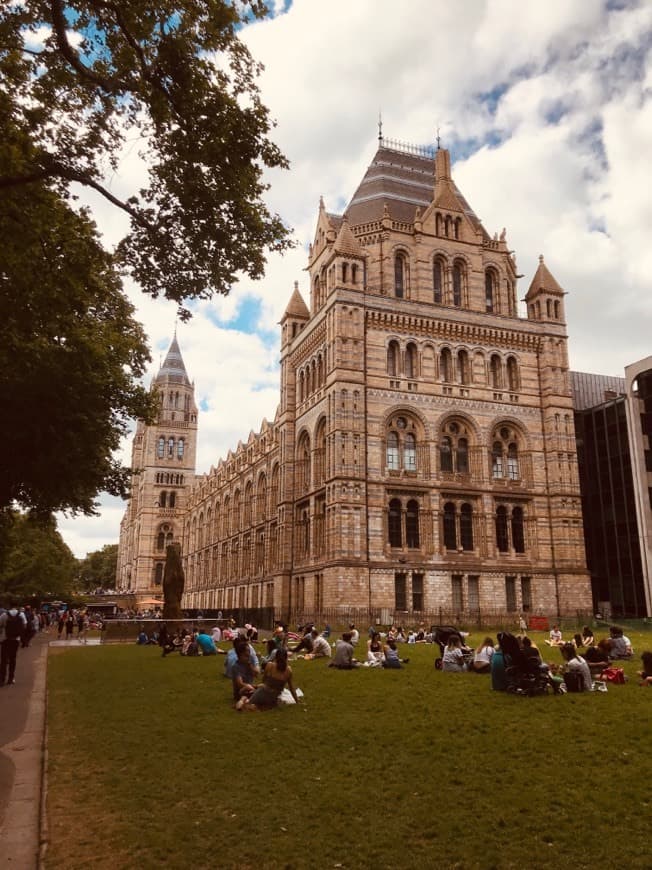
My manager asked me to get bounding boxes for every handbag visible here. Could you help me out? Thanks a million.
[600,666,625,684]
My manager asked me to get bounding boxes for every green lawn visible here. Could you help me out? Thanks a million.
[46,630,652,870]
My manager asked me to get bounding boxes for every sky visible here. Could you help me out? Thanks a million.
[57,0,652,559]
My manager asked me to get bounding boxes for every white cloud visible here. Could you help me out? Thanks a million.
[57,0,652,557]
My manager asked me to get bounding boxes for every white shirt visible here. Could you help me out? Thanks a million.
[350,629,360,646]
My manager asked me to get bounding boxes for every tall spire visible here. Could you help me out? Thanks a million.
[156,335,190,385]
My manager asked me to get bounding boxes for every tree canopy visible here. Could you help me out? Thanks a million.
[0,0,292,314]
[0,180,156,515]
[77,544,118,592]
[0,510,78,604]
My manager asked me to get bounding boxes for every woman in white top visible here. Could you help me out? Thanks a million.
[471,637,495,673]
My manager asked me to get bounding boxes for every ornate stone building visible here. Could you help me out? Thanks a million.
[116,336,198,595]
[118,138,593,620]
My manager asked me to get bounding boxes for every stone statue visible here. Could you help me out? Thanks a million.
[162,542,185,620]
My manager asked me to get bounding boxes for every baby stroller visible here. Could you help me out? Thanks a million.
[431,625,470,670]
[499,632,550,696]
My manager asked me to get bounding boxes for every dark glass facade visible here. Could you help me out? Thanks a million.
[574,398,644,616]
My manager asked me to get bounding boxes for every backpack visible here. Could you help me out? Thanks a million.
[563,670,585,693]
[5,612,24,640]
[600,666,626,684]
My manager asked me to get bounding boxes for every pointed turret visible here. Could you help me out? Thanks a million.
[525,255,566,322]
[333,215,362,257]
[280,282,309,347]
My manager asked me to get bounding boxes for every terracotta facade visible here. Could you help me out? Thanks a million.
[118,140,593,619]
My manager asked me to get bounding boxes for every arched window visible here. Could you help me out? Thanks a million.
[157,437,165,459]
[460,503,474,550]
[458,349,470,385]
[405,343,417,379]
[169,491,176,509]
[452,263,463,306]
[159,491,167,508]
[342,262,348,284]
[404,433,416,471]
[299,370,305,403]
[512,506,525,553]
[496,505,509,552]
[387,431,399,470]
[406,500,420,548]
[554,300,560,318]
[154,563,164,585]
[257,474,267,523]
[301,508,310,555]
[386,415,420,473]
[243,482,253,527]
[433,258,443,304]
[297,433,311,492]
[440,347,452,382]
[546,299,552,318]
[440,421,471,475]
[506,356,519,392]
[440,436,453,472]
[177,438,184,460]
[490,354,502,388]
[167,437,174,457]
[388,498,402,547]
[443,502,457,550]
[157,531,165,550]
[387,341,399,377]
[485,269,497,313]
[395,253,406,298]
[314,420,327,487]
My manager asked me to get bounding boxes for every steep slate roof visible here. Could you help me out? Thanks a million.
[525,255,565,300]
[345,143,487,237]
[156,335,191,385]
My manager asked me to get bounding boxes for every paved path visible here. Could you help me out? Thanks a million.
[0,634,48,869]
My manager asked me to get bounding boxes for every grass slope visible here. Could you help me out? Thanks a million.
[46,631,652,870]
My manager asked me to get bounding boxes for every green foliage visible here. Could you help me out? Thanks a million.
[46,631,652,869]
[0,179,156,515]
[77,544,118,592]
[0,0,293,314]
[0,510,77,604]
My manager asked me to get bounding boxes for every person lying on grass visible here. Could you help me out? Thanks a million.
[236,648,300,711]
[638,651,652,686]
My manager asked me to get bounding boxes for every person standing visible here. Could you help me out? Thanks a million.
[0,607,27,686]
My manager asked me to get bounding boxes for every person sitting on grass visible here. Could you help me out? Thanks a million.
[232,641,260,706]
[302,629,331,660]
[545,624,563,646]
[366,631,384,667]
[637,651,652,687]
[609,626,633,659]
[582,625,595,646]
[560,642,592,691]
[382,638,407,668]
[290,624,315,655]
[442,635,466,672]
[224,637,259,679]
[236,648,299,711]
[329,632,359,669]
[584,639,611,675]
[471,637,495,673]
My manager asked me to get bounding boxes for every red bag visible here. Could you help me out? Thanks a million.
[601,666,625,683]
